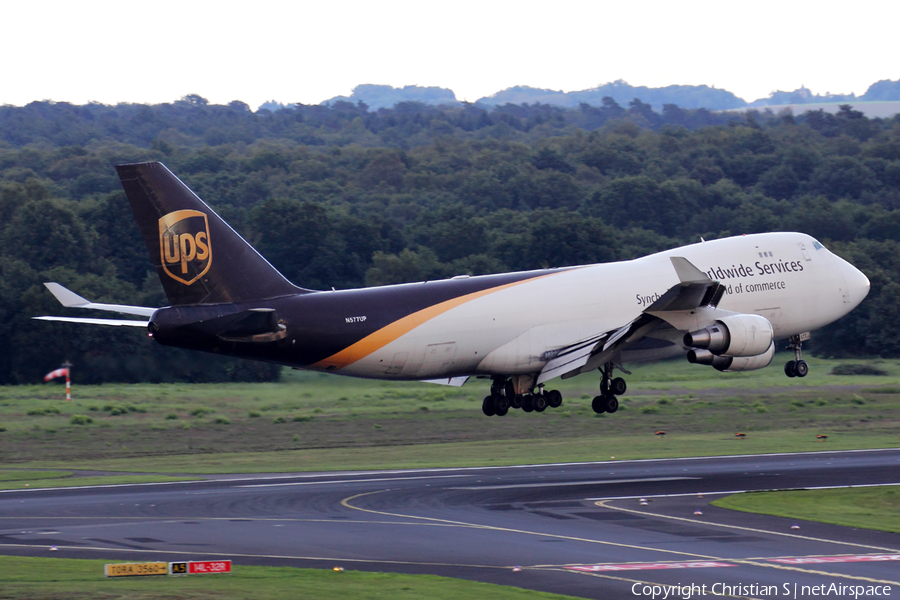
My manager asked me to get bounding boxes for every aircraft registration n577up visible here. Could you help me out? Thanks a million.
[36,162,870,416]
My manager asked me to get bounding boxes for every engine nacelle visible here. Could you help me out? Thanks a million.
[683,314,774,357]
[687,342,774,372]
[686,349,732,370]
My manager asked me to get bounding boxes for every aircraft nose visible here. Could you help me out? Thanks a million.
[841,260,870,309]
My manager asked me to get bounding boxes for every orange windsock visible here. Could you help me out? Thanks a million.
[43,368,69,382]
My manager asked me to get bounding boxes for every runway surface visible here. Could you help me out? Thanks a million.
[2,449,899,598]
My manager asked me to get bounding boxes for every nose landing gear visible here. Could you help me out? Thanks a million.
[784,333,810,378]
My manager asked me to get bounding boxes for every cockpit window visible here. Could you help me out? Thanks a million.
[812,241,824,251]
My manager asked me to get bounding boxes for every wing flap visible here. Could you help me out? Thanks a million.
[420,376,470,387]
[536,332,608,384]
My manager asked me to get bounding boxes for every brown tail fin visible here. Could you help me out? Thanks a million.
[116,162,304,305]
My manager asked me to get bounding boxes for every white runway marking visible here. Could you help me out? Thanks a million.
[237,474,470,488]
[772,554,900,565]
[0,448,894,494]
[567,560,735,572]
[450,477,699,490]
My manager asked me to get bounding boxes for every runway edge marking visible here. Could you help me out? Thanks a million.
[2,447,897,494]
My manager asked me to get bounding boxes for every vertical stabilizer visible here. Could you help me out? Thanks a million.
[116,162,303,306]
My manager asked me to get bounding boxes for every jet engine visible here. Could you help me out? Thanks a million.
[683,314,773,357]
[687,342,775,372]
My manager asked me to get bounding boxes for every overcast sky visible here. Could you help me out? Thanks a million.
[2,0,897,110]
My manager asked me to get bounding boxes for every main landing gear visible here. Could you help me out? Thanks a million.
[482,376,563,417]
[784,333,810,378]
[592,362,627,414]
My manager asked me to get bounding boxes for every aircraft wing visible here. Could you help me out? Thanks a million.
[644,257,725,312]
[537,257,724,384]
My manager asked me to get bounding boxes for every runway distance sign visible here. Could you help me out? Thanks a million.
[169,560,232,575]
[104,562,168,577]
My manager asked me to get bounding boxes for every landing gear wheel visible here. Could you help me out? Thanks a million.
[784,360,797,378]
[605,395,619,413]
[482,396,496,416]
[785,333,810,378]
[592,394,618,413]
[510,394,524,409]
[492,395,509,416]
[546,390,563,408]
[599,361,626,401]
[522,395,534,413]
[532,393,548,412]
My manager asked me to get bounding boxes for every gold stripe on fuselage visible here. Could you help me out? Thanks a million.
[312,272,565,371]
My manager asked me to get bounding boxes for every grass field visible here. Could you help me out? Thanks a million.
[0,556,577,600]
[1,356,898,485]
[1,357,898,598]
[712,485,900,533]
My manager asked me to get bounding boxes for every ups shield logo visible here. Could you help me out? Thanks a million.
[159,210,211,285]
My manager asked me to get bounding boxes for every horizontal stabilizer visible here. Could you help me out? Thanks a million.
[33,316,149,327]
[44,283,156,317]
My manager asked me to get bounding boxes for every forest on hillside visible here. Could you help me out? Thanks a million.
[1,97,899,384]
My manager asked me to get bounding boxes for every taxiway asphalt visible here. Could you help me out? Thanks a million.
[1,449,899,598]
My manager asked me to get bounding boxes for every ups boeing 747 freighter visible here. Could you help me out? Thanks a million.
[37,162,870,416]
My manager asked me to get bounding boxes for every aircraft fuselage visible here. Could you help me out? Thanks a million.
[149,232,868,382]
